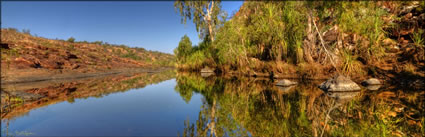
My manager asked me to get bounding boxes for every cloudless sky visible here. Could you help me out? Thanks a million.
[1,1,244,54]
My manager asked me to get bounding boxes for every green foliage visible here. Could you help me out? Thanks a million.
[174,35,193,61]
[213,20,248,67]
[93,41,104,45]
[185,50,207,69]
[174,0,227,41]
[174,34,214,70]
[67,37,76,43]
[411,29,424,48]
[341,50,362,75]
[201,1,308,70]
[121,50,141,60]
[175,1,397,75]
[337,1,388,61]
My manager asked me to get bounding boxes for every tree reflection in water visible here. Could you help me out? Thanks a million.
[175,72,425,137]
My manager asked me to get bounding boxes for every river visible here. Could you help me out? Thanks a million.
[1,70,424,136]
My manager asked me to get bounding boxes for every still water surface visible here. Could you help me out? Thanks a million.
[1,71,424,136]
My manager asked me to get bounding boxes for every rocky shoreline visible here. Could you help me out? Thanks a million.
[200,71,424,91]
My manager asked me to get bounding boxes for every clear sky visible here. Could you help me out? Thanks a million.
[1,1,243,54]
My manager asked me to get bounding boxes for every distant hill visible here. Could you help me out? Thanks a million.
[1,28,175,82]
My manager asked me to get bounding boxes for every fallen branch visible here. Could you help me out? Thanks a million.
[311,12,337,70]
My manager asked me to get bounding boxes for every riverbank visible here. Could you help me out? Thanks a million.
[1,67,174,84]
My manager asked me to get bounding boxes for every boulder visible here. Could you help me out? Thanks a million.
[362,78,381,85]
[200,67,215,73]
[366,85,381,91]
[276,79,297,87]
[319,75,361,92]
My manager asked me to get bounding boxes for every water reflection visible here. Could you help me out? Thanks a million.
[1,71,423,136]
[1,70,176,137]
[175,73,425,137]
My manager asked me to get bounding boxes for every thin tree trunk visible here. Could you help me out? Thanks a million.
[208,23,214,41]
[207,1,215,41]
[207,99,217,136]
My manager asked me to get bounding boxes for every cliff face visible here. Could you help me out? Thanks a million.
[1,29,175,82]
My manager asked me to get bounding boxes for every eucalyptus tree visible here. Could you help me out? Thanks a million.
[174,0,227,42]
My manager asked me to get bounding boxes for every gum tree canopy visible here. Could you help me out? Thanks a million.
[174,0,226,42]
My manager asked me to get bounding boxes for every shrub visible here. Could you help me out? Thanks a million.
[186,50,206,69]
[341,50,363,76]
[121,50,141,60]
[411,29,424,48]
[174,35,192,62]
[22,29,30,34]
[67,37,76,43]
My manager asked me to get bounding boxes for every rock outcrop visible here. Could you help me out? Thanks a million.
[319,75,361,92]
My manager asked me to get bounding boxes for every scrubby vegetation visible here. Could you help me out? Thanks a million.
[174,1,425,82]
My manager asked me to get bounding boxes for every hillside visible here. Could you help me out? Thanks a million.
[1,28,175,83]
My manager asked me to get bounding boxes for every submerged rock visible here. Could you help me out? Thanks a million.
[275,79,297,87]
[362,78,381,85]
[200,67,215,73]
[326,91,360,100]
[276,85,296,95]
[319,75,361,92]
[201,72,214,77]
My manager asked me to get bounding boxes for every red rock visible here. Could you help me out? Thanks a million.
[39,60,62,69]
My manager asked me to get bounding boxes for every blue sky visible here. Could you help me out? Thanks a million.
[1,1,243,54]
